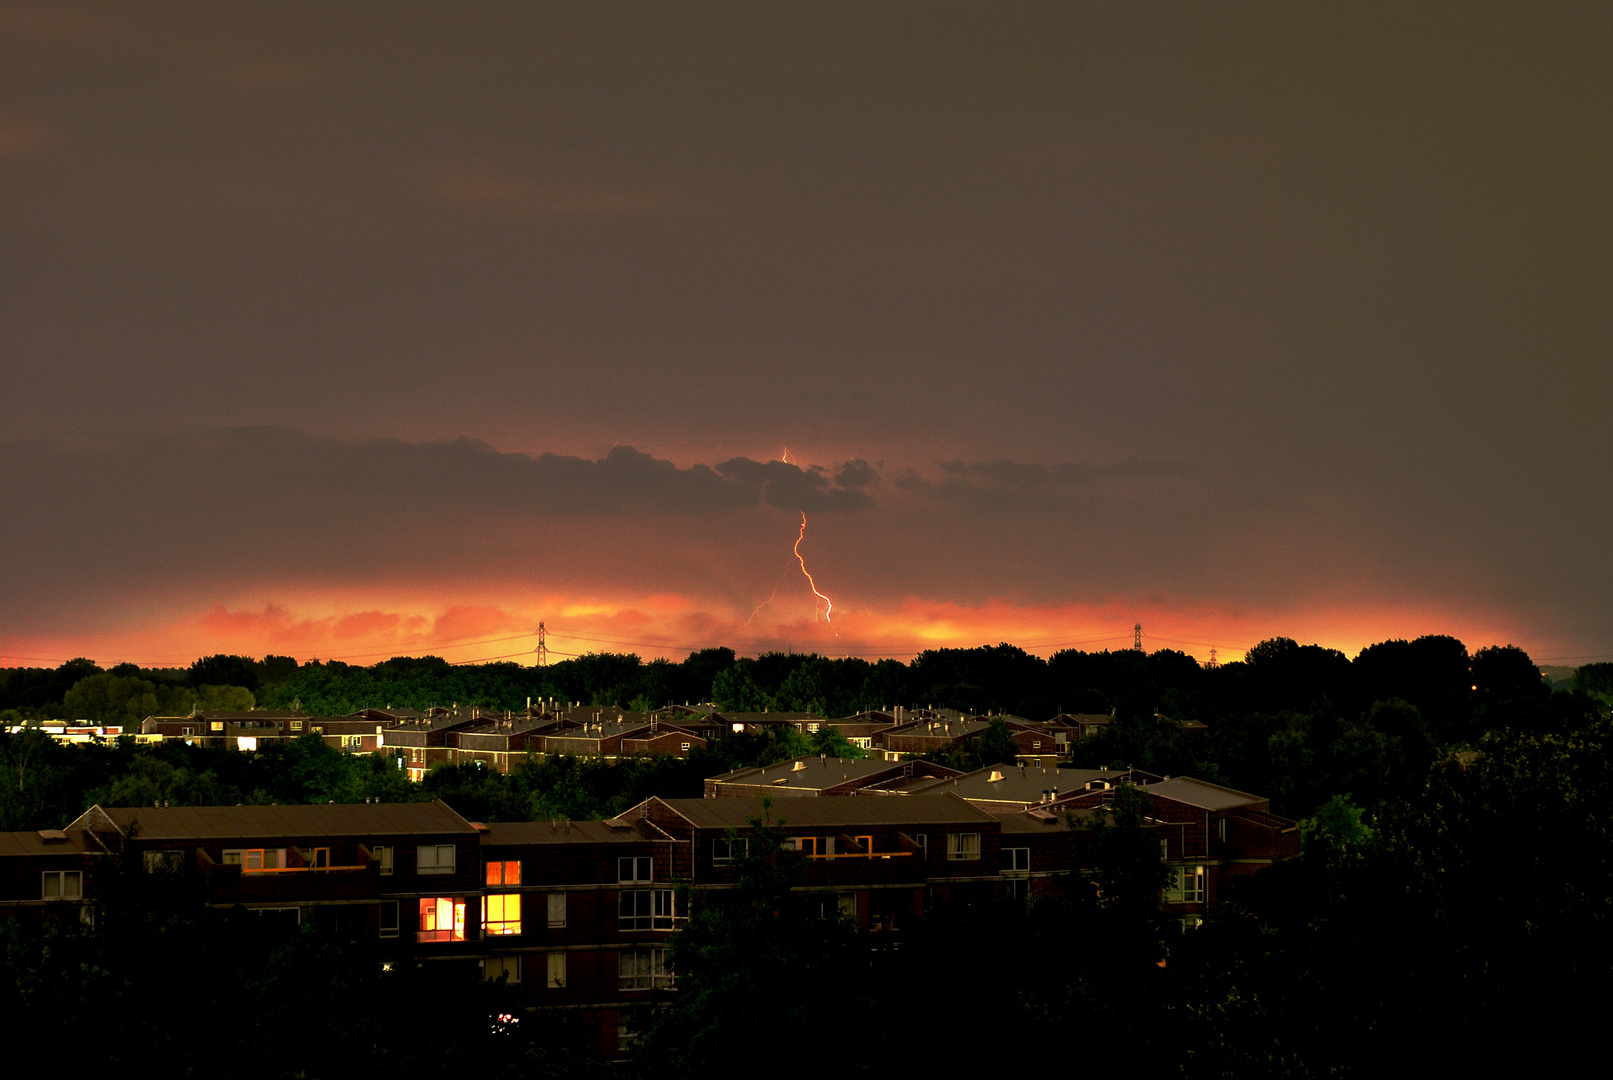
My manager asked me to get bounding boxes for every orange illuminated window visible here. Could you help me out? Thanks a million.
[485,860,521,886]
[484,893,522,936]
[417,897,466,942]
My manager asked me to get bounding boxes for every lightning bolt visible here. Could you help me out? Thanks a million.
[744,563,793,625]
[794,511,833,623]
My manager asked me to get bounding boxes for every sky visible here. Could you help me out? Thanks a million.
[3,2,1610,670]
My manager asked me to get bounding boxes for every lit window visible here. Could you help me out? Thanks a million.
[210,722,223,732]
[619,889,675,931]
[485,860,521,886]
[618,856,652,883]
[547,892,567,928]
[291,721,303,731]
[712,837,748,864]
[417,897,466,942]
[946,833,981,861]
[41,871,82,901]
[417,844,456,875]
[1004,847,1030,873]
[618,947,673,990]
[484,893,522,936]
[547,952,567,988]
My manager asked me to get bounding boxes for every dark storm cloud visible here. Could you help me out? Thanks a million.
[2,3,1611,656]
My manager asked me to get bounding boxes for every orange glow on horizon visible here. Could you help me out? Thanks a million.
[0,588,1557,673]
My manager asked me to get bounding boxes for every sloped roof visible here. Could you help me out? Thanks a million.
[639,792,995,830]
[77,800,476,840]
[1145,777,1264,811]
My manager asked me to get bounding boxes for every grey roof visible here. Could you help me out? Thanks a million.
[480,819,664,846]
[996,811,1077,834]
[1144,778,1264,811]
[708,756,897,788]
[79,800,476,840]
[905,764,1142,804]
[641,793,995,830]
[712,711,820,723]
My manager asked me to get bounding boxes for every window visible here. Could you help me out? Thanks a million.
[343,735,363,750]
[619,889,675,931]
[838,893,856,919]
[182,726,193,736]
[143,850,185,874]
[373,845,393,875]
[379,900,399,938]
[680,742,691,751]
[290,721,303,731]
[712,837,748,865]
[1218,818,1227,842]
[223,848,284,873]
[547,952,567,988]
[42,870,82,900]
[486,859,521,886]
[791,836,821,856]
[210,721,223,732]
[619,948,673,990]
[618,856,652,883]
[417,897,466,942]
[1165,865,1206,904]
[1004,847,1030,873]
[946,833,981,861]
[417,844,456,875]
[485,955,521,983]
[1005,877,1029,900]
[310,847,330,869]
[911,833,927,857]
[484,893,522,936]
[547,892,568,928]
[851,835,873,854]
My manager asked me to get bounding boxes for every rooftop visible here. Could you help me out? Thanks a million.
[1141,777,1265,811]
[708,756,897,788]
[480,819,668,846]
[75,800,477,840]
[0,829,98,857]
[905,764,1159,805]
[637,792,996,830]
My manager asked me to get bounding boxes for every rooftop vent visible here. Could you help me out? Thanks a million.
[792,760,808,772]
[37,829,67,842]
[987,770,1005,782]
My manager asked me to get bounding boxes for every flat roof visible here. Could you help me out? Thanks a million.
[641,793,996,830]
[81,800,476,840]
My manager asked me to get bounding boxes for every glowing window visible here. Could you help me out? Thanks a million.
[485,860,521,886]
[484,893,522,936]
[417,897,466,942]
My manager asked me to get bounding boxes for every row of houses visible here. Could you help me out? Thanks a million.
[0,755,1296,1057]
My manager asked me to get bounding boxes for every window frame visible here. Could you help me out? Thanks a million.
[618,947,674,991]
[485,954,522,983]
[416,897,467,942]
[483,892,522,936]
[946,833,981,861]
[41,870,82,901]
[485,859,522,886]
[712,837,749,865]
[1004,846,1031,873]
[417,843,457,876]
[618,855,653,883]
[373,844,393,875]
[547,891,568,928]
[618,888,676,931]
[379,899,399,938]
[547,951,567,989]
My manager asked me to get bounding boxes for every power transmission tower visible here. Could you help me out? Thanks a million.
[1134,623,1142,651]
[534,622,548,667]
[1207,647,1220,669]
